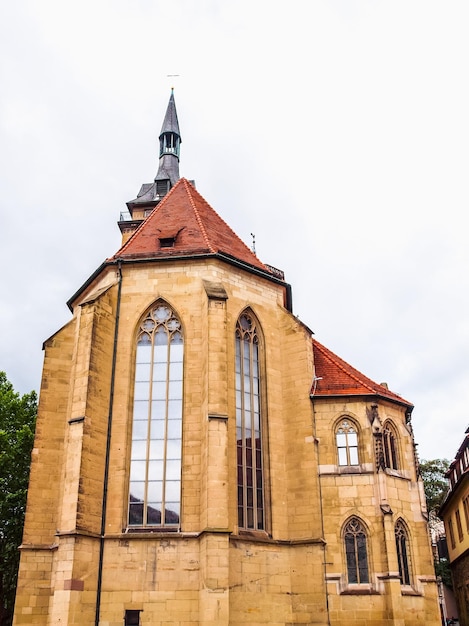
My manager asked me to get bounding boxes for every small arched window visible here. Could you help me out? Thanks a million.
[236,310,265,531]
[128,301,184,528]
[395,520,412,585]
[344,517,369,584]
[336,419,359,466]
[383,422,399,470]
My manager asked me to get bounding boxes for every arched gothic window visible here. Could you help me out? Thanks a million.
[236,311,265,531]
[336,419,359,466]
[128,301,183,528]
[383,422,399,470]
[344,517,369,584]
[395,520,412,585]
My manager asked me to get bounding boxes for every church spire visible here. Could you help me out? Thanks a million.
[119,90,182,242]
[156,88,181,186]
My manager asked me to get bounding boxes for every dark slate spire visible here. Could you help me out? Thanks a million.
[156,88,181,186]
[119,90,182,241]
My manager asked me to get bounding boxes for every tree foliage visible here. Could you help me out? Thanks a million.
[0,372,37,626]
[419,457,450,515]
[419,458,453,590]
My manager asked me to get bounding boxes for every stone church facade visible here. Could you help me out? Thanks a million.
[13,92,440,625]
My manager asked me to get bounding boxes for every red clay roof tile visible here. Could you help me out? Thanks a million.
[312,338,412,407]
[112,178,408,408]
[111,178,271,274]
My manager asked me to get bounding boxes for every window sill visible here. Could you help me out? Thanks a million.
[232,529,272,542]
[340,584,380,595]
[338,464,365,474]
[318,464,374,475]
[400,585,422,596]
[384,468,411,481]
[125,526,180,534]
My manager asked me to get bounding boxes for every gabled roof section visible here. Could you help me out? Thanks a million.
[312,338,412,407]
[111,178,273,274]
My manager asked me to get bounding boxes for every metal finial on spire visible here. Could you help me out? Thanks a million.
[166,75,180,91]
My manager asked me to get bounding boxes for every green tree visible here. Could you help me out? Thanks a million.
[419,458,450,515]
[419,457,452,590]
[0,372,37,626]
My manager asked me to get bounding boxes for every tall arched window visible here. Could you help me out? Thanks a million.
[383,422,399,470]
[128,301,183,528]
[336,418,359,466]
[344,517,369,584]
[395,520,412,585]
[236,311,265,531]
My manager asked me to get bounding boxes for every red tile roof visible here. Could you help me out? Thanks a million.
[111,178,271,274]
[312,338,412,407]
[110,178,408,408]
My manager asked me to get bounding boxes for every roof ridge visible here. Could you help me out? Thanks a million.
[182,179,269,272]
[181,178,216,253]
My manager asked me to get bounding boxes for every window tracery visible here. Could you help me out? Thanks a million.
[344,517,369,584]
[236,311,265,531]
[395,520,412,585]
[128,301,183,528]
[383,422,399,470]
[336,419,359,466]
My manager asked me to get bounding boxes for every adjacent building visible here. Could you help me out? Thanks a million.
[440,428,469,625]
[13,91,440,625]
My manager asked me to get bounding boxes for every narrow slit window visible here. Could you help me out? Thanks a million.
[383,423,399,470]
[455,508,464,542]
[463,495,469,533]
[395,520,412,585]
[344,517,369,584]
[236,311,265,531]
[448,517,456,550]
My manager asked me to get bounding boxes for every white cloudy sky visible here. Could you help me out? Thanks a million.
[1,1,468,462]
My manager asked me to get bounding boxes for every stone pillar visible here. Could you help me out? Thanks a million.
[47,289,117,625]
[202,281,229,530]
[199,281,230,624]
[380,509,404,625]
[199,533,230,626]
[13,318,76,625]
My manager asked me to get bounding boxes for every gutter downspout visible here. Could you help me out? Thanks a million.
[95,262,123,626]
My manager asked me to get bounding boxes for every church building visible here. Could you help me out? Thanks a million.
[13,91,440,625]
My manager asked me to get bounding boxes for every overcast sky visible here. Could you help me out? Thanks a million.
[1,1,468,462]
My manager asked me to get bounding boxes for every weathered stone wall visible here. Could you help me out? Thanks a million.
[13,257,440,625]
[314,395,439,624]
[14,315,76,624]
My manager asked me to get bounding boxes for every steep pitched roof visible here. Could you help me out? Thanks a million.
[312,338,412,407]
[111,177,273,274]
